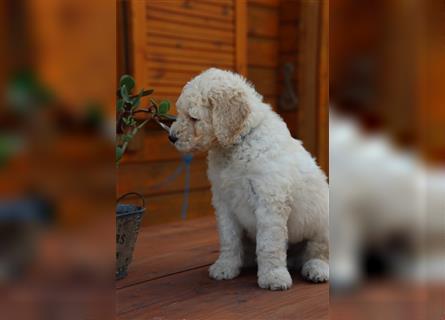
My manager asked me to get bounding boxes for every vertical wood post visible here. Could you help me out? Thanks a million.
[235,0,247,76]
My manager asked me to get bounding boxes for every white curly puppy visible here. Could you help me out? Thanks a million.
[169,68,329,290]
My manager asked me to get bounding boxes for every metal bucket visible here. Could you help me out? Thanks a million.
[116,192,145,280]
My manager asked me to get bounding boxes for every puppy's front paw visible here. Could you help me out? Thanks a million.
[301,259,329,283]
[258,267,292,291]
[209,258,241,280]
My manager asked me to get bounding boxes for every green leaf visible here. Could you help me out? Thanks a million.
[120,84,131,103]
[140,89,154,96]
[131,89,144,109]
[119,75,135,91]
[158,100,170,114]
[116,146,124,162]
[122,116,131,125]
[117,99,125,112]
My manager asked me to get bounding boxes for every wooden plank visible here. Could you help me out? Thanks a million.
[146,34,235,53]
[130,0,147,89]
[146,19,234,44]
[117,267,329,319]
[235,0,248,76]
[279,23,299,54]
[116,216,218,289]
[247,66,277,97]
[148,68,204,84]
[147,5,234,31]
[280,109,299,138]
[196,0,234,6]
[247,5,278,38]
[146,44,234,65]
[148,1,234,23]
[318,0,329,174]
[118,157,210,196]
[248,38,278,67]
[146,53,233,69]
[297,0,321,158]
[142,188,213,226]
[263,95,277,110]
[279,0,300,22]
[248,0,279,7]
[148,62,228,75]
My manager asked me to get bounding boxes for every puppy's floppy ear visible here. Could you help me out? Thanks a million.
[210,86,251,147]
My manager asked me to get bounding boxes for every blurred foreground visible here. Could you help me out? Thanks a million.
[1,0,115,319]
[330,0,445,319]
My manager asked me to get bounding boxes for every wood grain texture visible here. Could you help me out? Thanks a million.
[116,217,329,320]
[296,0,321,158]
[148,1,234,22]
[247,5,278,38]
[141,188,213,226]
[317,0,329,173]
[118,157,210,196]
[247,67,277,97]
[248,38,278,67]
[236,0,248,76]
[116,217,218,289]
[248,0,279,7]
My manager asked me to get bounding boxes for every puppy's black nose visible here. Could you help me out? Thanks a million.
[168,134,178,143]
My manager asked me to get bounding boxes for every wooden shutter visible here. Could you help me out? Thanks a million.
[129,0,246,109]
[119,0,247,225]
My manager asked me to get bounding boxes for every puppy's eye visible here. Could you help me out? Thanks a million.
[189,116,199,122]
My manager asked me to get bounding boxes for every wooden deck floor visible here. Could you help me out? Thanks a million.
[116,216,329,320]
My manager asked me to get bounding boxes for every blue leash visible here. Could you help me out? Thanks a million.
[146,154,193,220]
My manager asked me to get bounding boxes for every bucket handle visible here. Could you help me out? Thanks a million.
[116,192,145,208]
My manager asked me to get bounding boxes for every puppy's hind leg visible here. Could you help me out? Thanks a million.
[301,238,329,283]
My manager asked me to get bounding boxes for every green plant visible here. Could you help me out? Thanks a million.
[116,75,175,164]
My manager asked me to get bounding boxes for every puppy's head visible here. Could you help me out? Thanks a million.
[170,68,258,153]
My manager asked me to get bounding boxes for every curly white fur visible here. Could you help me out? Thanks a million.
[170,68,329,290]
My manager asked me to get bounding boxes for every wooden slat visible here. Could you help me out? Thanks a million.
[235,0,248,76]
[146,34,235,53]
[318,0,329,174]
[247,5,278,38]
[263,95,277,111]
[118,157,210,196]
[196,0,234,5]
[116,216,218,289]
[248,38,278,67]
[247,66,277,97]
[279,0,300,22]
[146,19,234,44]
[279,24,299,53]
[142,188,213,226]
[148,1,234,23]
[280,109,299,138]
[248,0,279,8]
[147,5,234,31]
[146,44,234,65]
[147,69,197,84]
[117,267,329,320]
[130,0,147,90]
[148,62,225,75]
[297,0,321,158]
